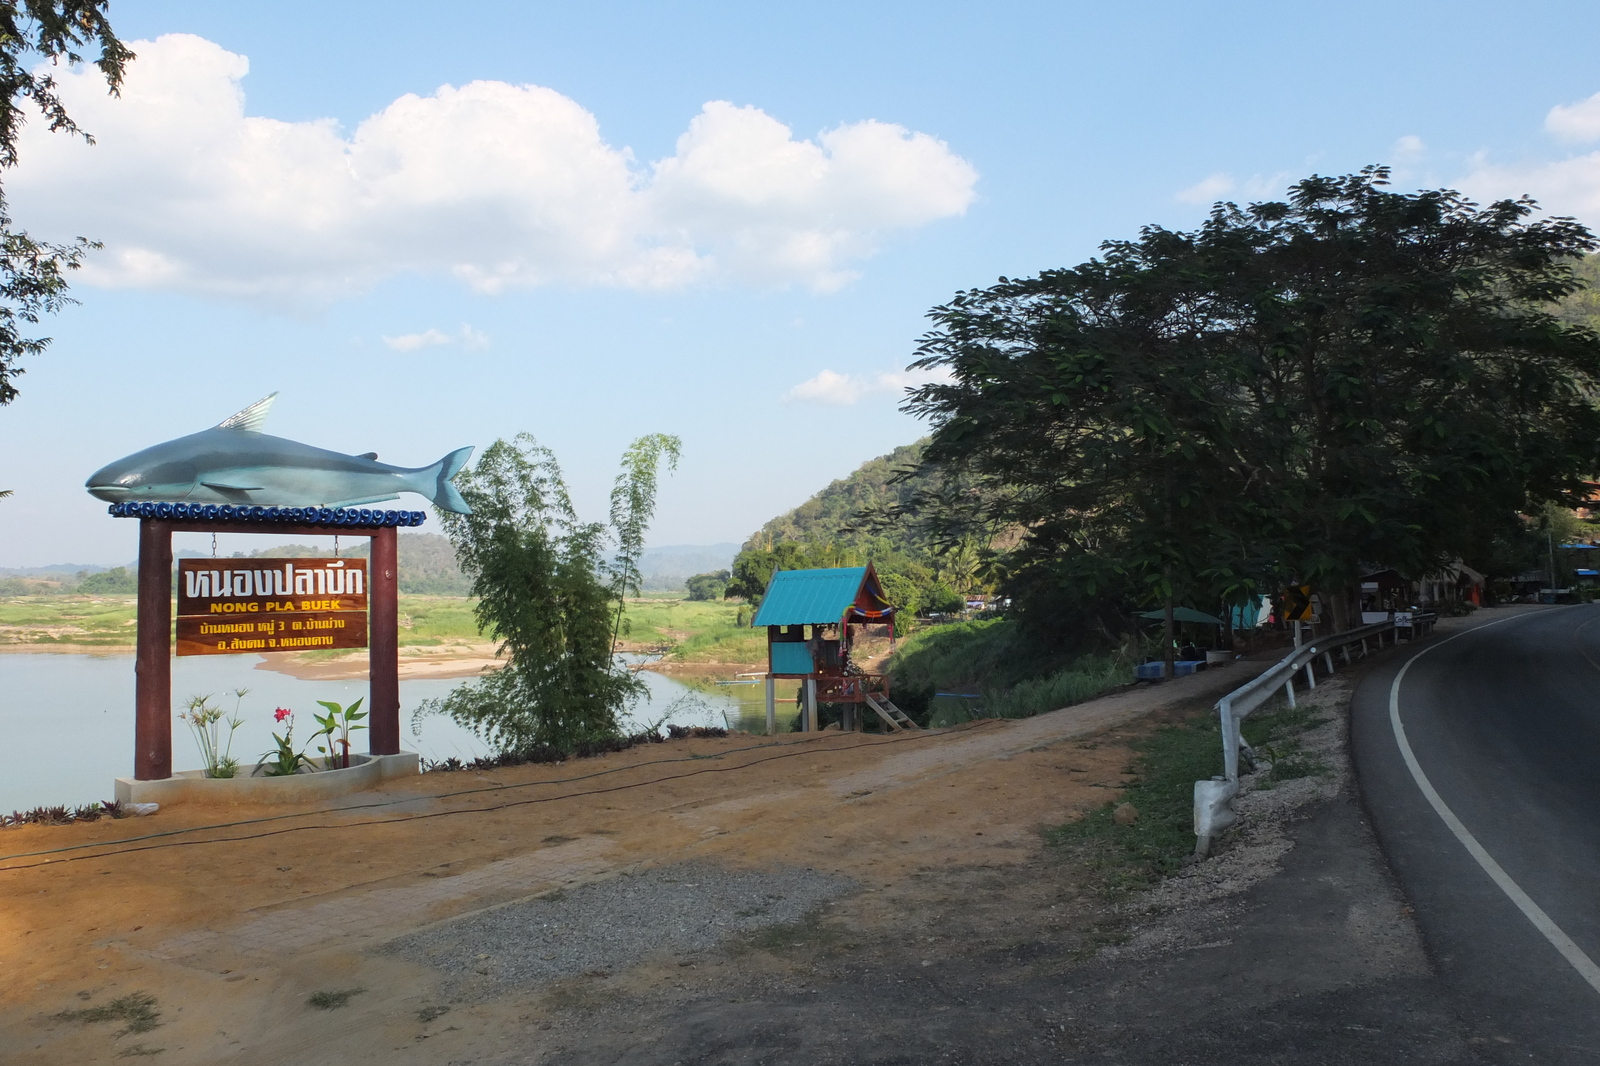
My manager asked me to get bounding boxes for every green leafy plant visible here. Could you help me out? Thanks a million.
[313,697,367,770]
[177,688,247,778]
[256,707,314,777]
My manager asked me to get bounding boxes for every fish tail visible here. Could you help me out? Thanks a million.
[422,446,473,514]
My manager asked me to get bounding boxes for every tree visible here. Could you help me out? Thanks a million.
[905,168,1600,643]
[724,542,812,603]
[684,570,729,601]
[606,433,680,646]
[429,433,676,752]
[0,2,130,409]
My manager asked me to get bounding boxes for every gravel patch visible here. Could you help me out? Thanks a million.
[386,861,853,994]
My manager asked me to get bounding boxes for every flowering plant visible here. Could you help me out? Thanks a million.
[178,689,247,778]
[313,698,367,770]
[256,707,316,777]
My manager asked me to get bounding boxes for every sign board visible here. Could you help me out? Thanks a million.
[1281,584,1315,622]
[176,558,367,656]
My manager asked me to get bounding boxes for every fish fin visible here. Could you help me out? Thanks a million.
[323,493,400,508]
[423,446,474,514]
[217,392,278,431]
[201,483,259,504]
[357,452,378,461]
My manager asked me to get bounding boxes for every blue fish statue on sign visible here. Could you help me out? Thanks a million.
[86,393,473,513]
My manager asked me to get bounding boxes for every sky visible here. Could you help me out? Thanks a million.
[8,0,1600,566]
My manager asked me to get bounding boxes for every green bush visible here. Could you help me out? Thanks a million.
[685,570,729,601]
[887,617,1128,725]
[76,567,136,594]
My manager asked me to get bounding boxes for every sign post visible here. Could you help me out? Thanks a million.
[124,508,417,781]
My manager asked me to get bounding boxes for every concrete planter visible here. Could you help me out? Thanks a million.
[114,751,419,806]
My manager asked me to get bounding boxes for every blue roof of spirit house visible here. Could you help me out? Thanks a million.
[749,565,894,629]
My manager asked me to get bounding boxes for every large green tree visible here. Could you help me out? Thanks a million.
[905,168,1600,639]
[0,2,130,408]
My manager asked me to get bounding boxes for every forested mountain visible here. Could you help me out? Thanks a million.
[727,439,980,619]
[742,441,930,555]
[1555,252,1600,331]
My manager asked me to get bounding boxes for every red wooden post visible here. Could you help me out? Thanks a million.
[368,525,400,754]
[135,518,173,780]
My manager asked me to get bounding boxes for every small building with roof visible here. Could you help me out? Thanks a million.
[750,565,917,733]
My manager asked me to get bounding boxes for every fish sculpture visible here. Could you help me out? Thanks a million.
[86,394,473,513]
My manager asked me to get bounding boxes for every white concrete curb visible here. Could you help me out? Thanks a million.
[114,752,420,806]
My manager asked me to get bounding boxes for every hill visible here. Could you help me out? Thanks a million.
[741,440,929,555]
[636,543,740,590]
[728,439,976,618]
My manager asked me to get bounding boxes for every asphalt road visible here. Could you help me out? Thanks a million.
[1352,606,1600,1064]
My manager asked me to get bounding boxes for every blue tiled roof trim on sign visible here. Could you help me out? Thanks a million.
[107,501,426,528]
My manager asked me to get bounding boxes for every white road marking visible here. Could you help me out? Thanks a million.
[1389,614,1600,997]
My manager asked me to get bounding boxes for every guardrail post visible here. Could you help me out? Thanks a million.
[1284,677,1296,708]
[1303,659,1317,689]
[1221,700,1239,782]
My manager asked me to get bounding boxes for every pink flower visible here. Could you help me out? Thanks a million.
[274,707,291,722]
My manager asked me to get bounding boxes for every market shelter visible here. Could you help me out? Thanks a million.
[750,565,918,733]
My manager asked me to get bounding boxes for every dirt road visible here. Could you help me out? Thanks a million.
[0,651,1395,1065]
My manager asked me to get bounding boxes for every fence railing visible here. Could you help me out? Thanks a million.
[1193,617,1426,856]
[814,673,890,704]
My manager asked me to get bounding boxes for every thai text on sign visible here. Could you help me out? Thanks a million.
[178,558,367,614]
[176,558,367,656]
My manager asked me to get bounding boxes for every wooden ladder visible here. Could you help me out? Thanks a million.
[863,693,920,732]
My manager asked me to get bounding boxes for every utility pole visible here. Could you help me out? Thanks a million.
[1549,529,1558,591]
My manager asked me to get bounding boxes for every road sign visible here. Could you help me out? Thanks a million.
[176,558,368,656]
[1282,584,1314,622]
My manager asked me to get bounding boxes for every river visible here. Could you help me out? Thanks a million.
[0,652,768,813]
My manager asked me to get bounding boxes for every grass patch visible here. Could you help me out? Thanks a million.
[1241,701,1332,788]
[55,991,161,1036]
[890,618,1135,726]
[1047,711,1224,897]
[416,1005,451,1023]
[975,653,1133,720]
[306,988,364,1010]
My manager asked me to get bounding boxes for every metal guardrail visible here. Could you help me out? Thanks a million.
[1216,620,1396,781]
[1194,616,1432,856]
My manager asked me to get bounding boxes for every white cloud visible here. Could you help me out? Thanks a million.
[1458,151,1600,222]
[382,324,490,352]
[1451,93,1600,226]
[1175,170,1292,206]
[785,366,949,405]
[1394,134,1426,158]
[1546,92,1600,143]
[1176,172,1235,205]
[7,34,978,304]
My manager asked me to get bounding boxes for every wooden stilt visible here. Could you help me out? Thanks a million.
[765,676,776,736]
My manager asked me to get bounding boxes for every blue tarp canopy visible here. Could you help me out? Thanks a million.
[750,565,893,628]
